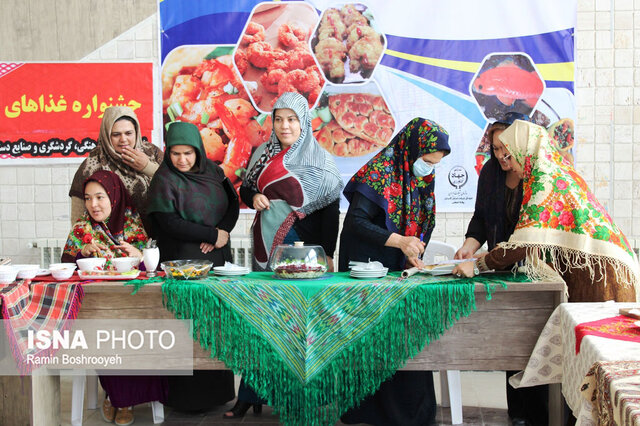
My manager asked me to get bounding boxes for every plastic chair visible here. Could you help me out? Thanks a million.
[423,241,463,425]
[70,371,164,425]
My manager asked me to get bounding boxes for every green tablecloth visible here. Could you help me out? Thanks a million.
[159,271,521,425]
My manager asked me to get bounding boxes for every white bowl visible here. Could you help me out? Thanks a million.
[0,266,18,284]
[49,263,77,270]
[51,268,75,280]
[76,258,106,272]
[112,257,141,273]
[13,264,40,279]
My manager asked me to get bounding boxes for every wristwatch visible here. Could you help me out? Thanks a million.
[473,261,480,276]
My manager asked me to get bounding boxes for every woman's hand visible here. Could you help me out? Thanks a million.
[200,242,215,254]
[406,257,425,269]
[385,233,425,259]
[454,237,481,259]
[452,261,476,278]
[215,229,229,249]
[81,240,108,257]
[252,193,270,211]
[114,241,142,258]
[121,146,149,172]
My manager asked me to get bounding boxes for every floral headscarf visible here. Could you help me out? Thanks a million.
[498,120,639,287]
[343,117,450,241]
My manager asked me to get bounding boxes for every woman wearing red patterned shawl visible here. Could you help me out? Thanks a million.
[61,170,167,426]
[453,120,639,303]
[240,92,343,272]
[228,92,343,419]
[339,117,450,426]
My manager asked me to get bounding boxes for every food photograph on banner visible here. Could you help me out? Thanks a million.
[0,63,153,165]
[159,0,576,212]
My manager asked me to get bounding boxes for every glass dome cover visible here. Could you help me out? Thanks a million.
[269,241,328,279]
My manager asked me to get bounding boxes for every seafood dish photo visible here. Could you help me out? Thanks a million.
[161,45,273,195]
[312,84,395,157]
[312,3,386,84]
[234,2,324,112]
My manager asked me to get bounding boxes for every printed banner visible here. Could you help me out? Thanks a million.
[159,0,576,211]
[0,63,153,165]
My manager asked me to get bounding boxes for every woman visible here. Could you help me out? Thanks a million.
[455,113,548,426]
[226,92,343,419]
[339,117,451,426]
[61,170,168,426]
[146,121,238,411]
[453,119,639,303]
[69,106,163,231]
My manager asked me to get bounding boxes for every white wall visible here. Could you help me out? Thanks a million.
[2,0,639,264]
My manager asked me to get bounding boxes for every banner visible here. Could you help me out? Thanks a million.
[159,0,576,211]
[0,63,153,165]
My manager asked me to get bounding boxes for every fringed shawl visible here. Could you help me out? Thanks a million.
[498,120,639,289]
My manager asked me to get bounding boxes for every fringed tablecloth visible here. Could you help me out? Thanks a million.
[0,280,84,374]
[162,271,522,426]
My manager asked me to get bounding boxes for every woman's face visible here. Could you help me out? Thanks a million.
[492,131,524,177]
[110,119,136,154]
[170,144,197,172]
[273,108,301,148]
[420,150,445,164]
[84,181,111,223]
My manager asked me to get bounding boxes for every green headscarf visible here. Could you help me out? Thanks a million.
[147,122,234,226]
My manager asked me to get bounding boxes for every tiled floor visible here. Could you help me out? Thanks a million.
[61,372,511,425]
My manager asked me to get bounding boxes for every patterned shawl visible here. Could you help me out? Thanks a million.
[62,171,148,265]
[343,117,450,241]
[498,120,640,288]
[69,106,163,214]
[242,92,343,270]
[146,121,233,228]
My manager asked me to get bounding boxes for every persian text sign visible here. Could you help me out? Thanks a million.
[0,62,153,164]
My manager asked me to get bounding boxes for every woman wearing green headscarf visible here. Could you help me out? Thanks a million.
[147,121,238,411]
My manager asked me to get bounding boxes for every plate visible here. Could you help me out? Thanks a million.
[36,269,51,276]
[213,270,250,276]
[350,267,388,279]
[421,264,455,276]
[78,270,141,280]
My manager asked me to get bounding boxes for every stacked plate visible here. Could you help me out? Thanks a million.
[213,263,250,276]
[350,265,388,279]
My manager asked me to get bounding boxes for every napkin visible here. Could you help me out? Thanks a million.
[223,262,247,270]
[349,260,385,270]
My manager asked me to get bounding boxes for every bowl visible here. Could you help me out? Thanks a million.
[269,242,327,279]
[50,268,76,280]
[0,266,18,284]
[161,259,213,280]
[76,258,107,272]
[12,264,40,279]
[112,257,141,273]
[49,263,77,270]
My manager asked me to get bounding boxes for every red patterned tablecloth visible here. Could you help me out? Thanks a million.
[575,315,640,354]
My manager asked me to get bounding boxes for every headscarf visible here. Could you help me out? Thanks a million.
[343,117,451,242]
[498,120,640,288]
[146,121,234,228]
[62,171,148,263]
[69,106,163,214]
[242,92,343,269]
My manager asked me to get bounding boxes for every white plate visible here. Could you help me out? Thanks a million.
[351,272,387,279]
[213,266,250,272]
[77,270,141,280]
[36,269,51,276]
[213,270,250,276]
[351,266,388,273]
[421,264,455,275]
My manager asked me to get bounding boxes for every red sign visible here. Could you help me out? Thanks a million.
[0,63,153,162]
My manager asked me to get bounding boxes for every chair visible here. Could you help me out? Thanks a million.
[423,240,463,425]
[70,371,164,426]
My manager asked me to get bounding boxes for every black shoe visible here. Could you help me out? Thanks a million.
[512,418,528,426]
[223,400,262,419]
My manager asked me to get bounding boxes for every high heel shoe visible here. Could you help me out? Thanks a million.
[223,400,262,419]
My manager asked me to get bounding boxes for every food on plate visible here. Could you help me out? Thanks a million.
[273,262,327,279]
[162,47,273,186]
[313,4,385,83]
[315,120,379,156]
[235,3,323,110]
[328,93,395,146]
[161,260,213,280]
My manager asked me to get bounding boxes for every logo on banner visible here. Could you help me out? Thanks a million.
[448,166,468,189]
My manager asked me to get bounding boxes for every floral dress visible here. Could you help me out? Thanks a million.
[62,208,148,269]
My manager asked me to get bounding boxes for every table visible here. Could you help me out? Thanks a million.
[1,273,565,425]
[511,302,640,425]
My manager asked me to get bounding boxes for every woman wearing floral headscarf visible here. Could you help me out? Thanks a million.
[339,117,451,426]
[453,120,638,303]
[69,106,163,231]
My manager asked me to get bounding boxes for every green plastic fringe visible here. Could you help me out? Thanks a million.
[124,276,165,295]
[161,274,528,426]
